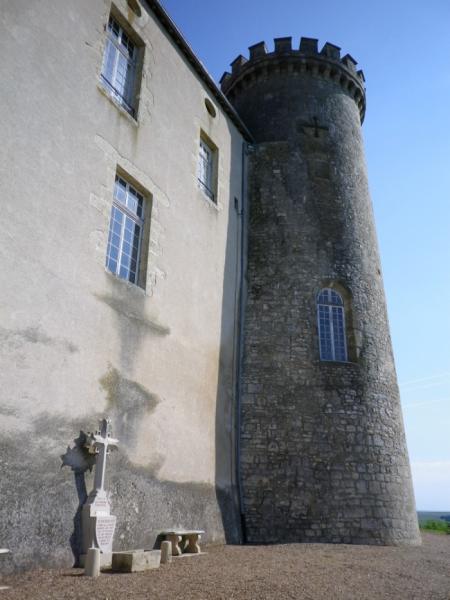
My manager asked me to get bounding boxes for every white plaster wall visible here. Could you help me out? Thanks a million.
[0,0,244,488]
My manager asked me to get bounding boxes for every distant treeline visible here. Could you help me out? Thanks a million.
[417,512,450,534]
[417,511,450,524]
[420,520,449,534]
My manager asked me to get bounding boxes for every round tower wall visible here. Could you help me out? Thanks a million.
[227,66,363,144]
[227,41,420,545]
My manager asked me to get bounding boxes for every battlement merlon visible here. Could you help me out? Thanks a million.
[220,37,366,123]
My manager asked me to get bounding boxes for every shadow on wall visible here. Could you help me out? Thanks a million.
[99,365,161,452]
[214,129,247,544]
[60,431,96,566]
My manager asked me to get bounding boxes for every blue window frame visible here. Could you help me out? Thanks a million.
[106,176,144,285]
[317,288,348,362]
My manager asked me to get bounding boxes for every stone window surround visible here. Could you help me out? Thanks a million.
[105,167,152,290]
[317,288,348,362]
[315,280,359,364]
[197,131,219,205]
[99,5,146,121]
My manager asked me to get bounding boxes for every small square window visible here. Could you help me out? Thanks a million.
[106,174,150,288]
[100,14,143,117]
[197,134,217,203]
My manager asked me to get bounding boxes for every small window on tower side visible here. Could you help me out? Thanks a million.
[317,288,348,362]
[100,14,143,118]
[197,133,218,203]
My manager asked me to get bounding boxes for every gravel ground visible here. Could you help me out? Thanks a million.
[1,533,449,600]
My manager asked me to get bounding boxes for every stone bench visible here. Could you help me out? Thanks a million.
[160,530,204,556]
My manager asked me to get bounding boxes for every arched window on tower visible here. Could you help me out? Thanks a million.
[317,288,348,362]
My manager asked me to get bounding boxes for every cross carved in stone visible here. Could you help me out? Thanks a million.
[299,116,329,139]
[312,116,328,138]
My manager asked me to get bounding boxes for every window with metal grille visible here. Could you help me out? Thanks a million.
[197,137,216,202]
[106,176,145,285]
[101,16,138,116]
[317,288,348,362]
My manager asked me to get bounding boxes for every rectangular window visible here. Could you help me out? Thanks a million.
[317,289,348,362]
[106,175,145,285]
[197,136,217,203]
[101,15,140,117]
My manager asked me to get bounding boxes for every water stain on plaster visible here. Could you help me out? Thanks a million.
[100,366,159,412]
[0,325,78,353]
[99,365,160,454]
[95,293,170,336]
[0,405,19,417]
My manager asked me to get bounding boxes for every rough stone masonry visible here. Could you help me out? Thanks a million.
[221,37,420,545]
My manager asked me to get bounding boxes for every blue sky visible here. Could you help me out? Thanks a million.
[160,0,450,510]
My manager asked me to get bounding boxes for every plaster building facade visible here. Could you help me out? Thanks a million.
[0,0,420,571]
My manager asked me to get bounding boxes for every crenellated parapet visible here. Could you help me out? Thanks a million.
[220,37,366,122]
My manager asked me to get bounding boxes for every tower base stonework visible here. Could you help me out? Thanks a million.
[222,38,421,546]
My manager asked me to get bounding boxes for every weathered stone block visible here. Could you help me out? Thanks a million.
[111,550,161,573]
[160,541,172,565]
[84,548,100,578]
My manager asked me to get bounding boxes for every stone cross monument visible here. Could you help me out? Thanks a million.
[81,418,119,566]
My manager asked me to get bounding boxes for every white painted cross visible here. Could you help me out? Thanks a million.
[82,418,119,559]
[85,418,119,497]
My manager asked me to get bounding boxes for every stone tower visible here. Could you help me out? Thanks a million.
[221,37,420,545]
